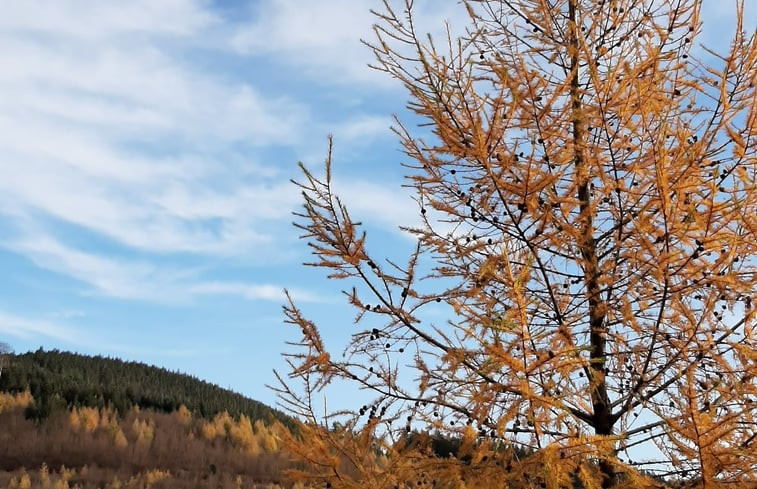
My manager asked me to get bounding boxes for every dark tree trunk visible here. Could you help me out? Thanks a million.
[568,0,616,486]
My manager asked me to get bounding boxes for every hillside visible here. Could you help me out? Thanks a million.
[0,349,293,428]
[0,391,295,489]
[0,349,300,488]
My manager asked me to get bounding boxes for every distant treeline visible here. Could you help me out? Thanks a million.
[0,348,294,428]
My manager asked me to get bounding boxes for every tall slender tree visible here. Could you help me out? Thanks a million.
[278,1,756,487]
[0,341,11,381]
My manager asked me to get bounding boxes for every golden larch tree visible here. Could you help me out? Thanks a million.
[277,1,756,488]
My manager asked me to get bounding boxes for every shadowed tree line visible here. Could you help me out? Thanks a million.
[0,348,294,430]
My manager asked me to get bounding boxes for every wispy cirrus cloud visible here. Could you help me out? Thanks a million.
[0,0,316,271]
[0,0,217,39]
[230,0,383,86]
[329,115,395,147]
[230,0,467,88]
[188,282,328,303]
[5,233,196,301]
[0,308,220,359]
[4,232,326,304]
[0,309,83,344]
[333,178,417,231]
[0,0,411,272]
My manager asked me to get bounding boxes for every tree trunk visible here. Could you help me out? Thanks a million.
[567,1,615,486]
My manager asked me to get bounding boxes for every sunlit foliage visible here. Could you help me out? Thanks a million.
[279,1,756,488]
[0,397,292,488]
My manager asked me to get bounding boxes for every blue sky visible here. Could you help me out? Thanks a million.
[0,1,754,410]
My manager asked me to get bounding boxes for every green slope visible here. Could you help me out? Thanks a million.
[0,348,293,428]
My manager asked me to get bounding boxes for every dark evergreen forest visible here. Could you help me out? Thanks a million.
[0,348,293,428]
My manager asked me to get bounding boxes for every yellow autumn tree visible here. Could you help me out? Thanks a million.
[278,1,756,488]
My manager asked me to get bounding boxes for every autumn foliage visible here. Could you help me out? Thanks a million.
[278,0,756,488]
[0,392,292,489]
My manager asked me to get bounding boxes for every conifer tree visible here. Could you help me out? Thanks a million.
[279,1,757,487]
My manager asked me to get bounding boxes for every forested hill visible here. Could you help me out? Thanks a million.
[0,348,293,427]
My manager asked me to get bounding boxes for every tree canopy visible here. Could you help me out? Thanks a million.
[278,1,756,488]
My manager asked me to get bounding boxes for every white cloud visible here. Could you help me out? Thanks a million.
[47,310,88,320]
[0,155,290,255]
[0,310,83,344]
[4,232,326,304]
[151,180,300,224]
[330,115,394,144]
[0,308,217,358]
[230,0,466,88]
[0,37,307,144]
[334,178,418,232]
[0,0,217,39]
[0,1,310,260]
[0,0,457,307]
[231,0,381,85]
[6,233,190,301]
[188,282,327,303]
